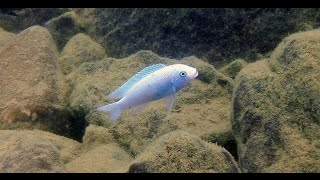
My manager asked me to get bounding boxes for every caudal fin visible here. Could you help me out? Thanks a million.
[97,102,123,122]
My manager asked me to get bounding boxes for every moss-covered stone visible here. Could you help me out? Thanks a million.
[0,28,15,48]
[0,8,69,33]
[79,8,320,67]
[2,8,320,67]
[128,130,240,173]
[0,130,80,173]
[219,59,248,79]
[66,144,132,173]
[59,33,107,75]
[45,11,87,51]
[61,123,133,173]
[0,26,72,138]
[232,29,320,172]
[201,131,238,160]
[81,124,114,151]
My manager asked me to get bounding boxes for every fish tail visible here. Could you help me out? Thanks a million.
[97,102,123,122]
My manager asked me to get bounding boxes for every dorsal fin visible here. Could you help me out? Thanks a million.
[107,63,167,100]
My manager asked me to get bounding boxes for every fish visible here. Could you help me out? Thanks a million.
[97,63,198,122]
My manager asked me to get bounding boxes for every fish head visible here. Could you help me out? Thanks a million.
[171,64,198,91]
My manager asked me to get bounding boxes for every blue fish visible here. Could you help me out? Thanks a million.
[97,63,198,121]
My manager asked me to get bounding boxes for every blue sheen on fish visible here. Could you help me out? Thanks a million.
[97,63,198,121]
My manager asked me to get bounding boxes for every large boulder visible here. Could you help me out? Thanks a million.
[65,144,133,173]
[65,124,132,172]
[81,124,115,151]
[45,11,87,51]
[128,130,240,173]
[0,26,70,137]
[0,130,80,173]
[64,50,234,156]
[76,8,320,67]
[219,59,248,79]
[2,8,320,66]
[59,33,107,75]
[0,28,15,48]
[0,8,69,33]
[232,29,320,172]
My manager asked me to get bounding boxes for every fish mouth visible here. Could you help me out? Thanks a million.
[194,70,198,78]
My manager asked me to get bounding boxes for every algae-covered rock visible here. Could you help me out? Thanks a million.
[59,33,107,75]
[219,59,247,79]
[0,26,71,136]
[232,29,320,172]
[2,8,320,66]
[0,28,15,48]
[29,130,81,164]
[85,8,320,67]
[128,130,240,173]
[66,144,133,173]
[65,50,233,156]
[81,124,114,151]
[45,11,86,51]
[0,8,69,33]
[201,131,238,161]
[64,124,131,172]
[0,130,80,173]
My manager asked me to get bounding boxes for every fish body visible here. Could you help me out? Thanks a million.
[97,63,198,121]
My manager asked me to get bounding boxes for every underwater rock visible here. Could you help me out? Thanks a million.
[1,8,320,66]
[0,130,80,173]
[219,59,248,79]
[201,131,238,160]
[232,29,320,172]
[0,28,15,48]
[81,8,320,67]
[45,11,86,51]
[128,130,240,173]
[59,33,107,75]
[0,8,69,33]
[81,124,115,151]
[0,26,70,136]
[65,50,233,156]
[66,144,132,173]
[67,124,131,173]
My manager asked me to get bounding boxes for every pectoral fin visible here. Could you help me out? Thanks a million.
[164,93,176,119]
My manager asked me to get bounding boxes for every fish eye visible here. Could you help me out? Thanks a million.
[179,71,187,77]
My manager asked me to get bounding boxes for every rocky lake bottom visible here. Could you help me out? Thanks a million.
[0,8,319,173]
